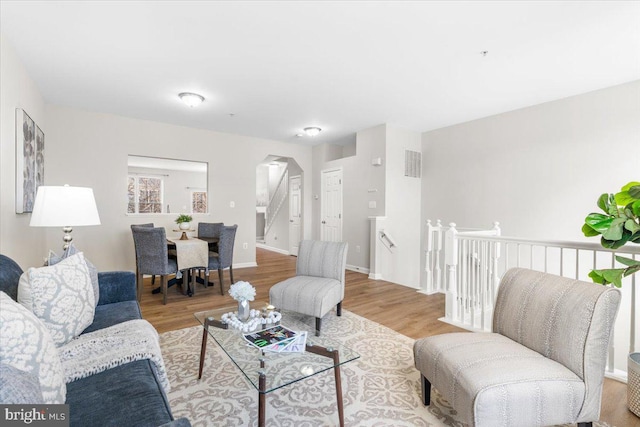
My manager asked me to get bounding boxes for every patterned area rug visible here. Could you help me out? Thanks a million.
[160,311,612,427]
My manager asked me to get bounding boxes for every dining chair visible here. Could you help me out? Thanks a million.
[269,240,348,336]
[131,226,178,304]
[131,223,156,286]
[197,222,223,253]
[206,224,238,295]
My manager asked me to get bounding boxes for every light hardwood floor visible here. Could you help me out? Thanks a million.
[140,248,639,427]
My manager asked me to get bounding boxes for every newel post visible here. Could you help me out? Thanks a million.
[444,223,459,321]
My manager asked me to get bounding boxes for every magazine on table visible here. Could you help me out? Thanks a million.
[261,330,308,353]
[243,325,297,349]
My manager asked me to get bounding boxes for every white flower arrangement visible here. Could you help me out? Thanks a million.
[228,281,256,302]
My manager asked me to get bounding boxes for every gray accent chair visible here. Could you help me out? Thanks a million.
[131,226,178,305]
[269,240,348,336]
[413,267,621,427]
[206,224,238,294]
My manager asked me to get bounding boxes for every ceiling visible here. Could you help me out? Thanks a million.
[1,1,639,146]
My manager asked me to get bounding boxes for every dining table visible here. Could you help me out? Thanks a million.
[162,235,220,296]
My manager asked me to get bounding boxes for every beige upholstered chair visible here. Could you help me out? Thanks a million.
[269,240,348,336]
[414,268,621,427]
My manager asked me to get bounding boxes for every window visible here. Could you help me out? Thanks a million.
[191,190,207,214]
[128,175,164,213]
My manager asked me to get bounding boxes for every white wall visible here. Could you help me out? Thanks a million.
[382,126,422,288]
[313,125,386,270]
[39,105,313,271]
[420,80,640,283]
[0,35,47,267]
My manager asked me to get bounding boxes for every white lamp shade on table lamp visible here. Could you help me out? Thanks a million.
[30,185,101,249]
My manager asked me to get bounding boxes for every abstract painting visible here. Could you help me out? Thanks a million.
[16,108,44,213]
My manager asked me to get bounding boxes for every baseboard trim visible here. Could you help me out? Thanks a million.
[256,243,290,256]
[368,273,383,280]
[346,264,369,274]
[232,262,258,269]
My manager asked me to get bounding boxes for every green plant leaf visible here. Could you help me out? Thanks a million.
[600,231,631,249]
[589,270,606,285]
[629,184,640,200]
[625,218,640,233]
[602,269,625,288]
[582,223,600,237]
[633,200,640,216]
[615,255,640,267]
[615,183,640,206]
[597,193,610,212]
[589,268,625,287]
[584,213,613,233]
[625,265,640,276]
[602,218,625,241]
[621,181,640,193]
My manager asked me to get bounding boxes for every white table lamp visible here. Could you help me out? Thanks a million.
[30,185,101,249]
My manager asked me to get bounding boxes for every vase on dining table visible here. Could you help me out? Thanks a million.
[237,299,250,322]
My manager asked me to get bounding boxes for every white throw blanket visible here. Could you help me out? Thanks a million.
[59,319,170,393]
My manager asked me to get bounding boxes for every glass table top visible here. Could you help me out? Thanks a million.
[194,304,360,394]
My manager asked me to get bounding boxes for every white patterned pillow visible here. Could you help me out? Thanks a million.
[47,244,99,307]
[18,253,96,346]
[0,292,66,404]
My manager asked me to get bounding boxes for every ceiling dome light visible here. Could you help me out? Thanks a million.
[303,127,322,137]
[178,92,205,107]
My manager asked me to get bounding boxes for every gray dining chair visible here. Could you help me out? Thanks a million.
[198,222,222,252]
[131,223,156,285]
[269,240,348,336]
[206,224,238,295]
[131,226,178,304]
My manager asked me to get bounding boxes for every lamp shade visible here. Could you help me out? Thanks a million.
[30,186,101,227]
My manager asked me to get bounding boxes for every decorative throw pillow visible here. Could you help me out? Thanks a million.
[48,243,99,306]
[0,292,66,404]
[18,253,96,346]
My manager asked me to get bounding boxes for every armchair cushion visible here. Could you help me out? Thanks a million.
[414,332,585,426]
[269,276,342,318]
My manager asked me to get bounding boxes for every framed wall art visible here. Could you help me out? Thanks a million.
[16,108,44,213]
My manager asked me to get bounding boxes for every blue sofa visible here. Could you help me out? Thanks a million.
[0,254,190,427]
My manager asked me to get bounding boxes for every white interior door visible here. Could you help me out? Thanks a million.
[288,175,302,256]
[321,168,342,242]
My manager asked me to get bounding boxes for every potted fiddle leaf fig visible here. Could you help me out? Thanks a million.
[583,181,640,417]
[175,214,193,230]
[582,181,640,288]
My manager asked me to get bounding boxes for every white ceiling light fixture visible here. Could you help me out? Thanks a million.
[303,127,322,137]
[178,92,205,107]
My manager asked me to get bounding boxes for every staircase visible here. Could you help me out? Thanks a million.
[264,166,288,237]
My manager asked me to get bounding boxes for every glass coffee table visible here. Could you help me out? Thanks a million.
[195,305,360,427]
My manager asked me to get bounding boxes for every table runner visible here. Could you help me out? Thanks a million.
[169,238,209,270]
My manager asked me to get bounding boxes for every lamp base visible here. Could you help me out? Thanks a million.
[62,226,73,250]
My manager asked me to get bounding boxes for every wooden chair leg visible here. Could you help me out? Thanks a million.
[218,269,224,295]
[337,301,342,316]
[136,272,143,301]
[151,275,156,285]
[229,266,234,284]
[315,317,322,336]
[421,375,431,406]
[161,275,168,305]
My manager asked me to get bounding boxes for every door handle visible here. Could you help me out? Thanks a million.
[322,220,326,224]
[290,220,294,222]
